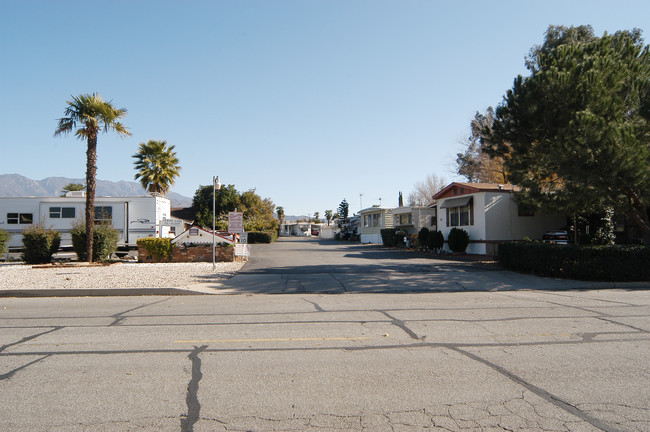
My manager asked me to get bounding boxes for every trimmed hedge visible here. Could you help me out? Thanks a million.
[427,230,444,250]
[418,227,430,248]
[380,229,397,247]
[247,231,278,244]
[448,228,469,253]
[498,242,650,281]
[71,223,119,262]
[137,237,173,262]
[21,225,61,264]
[0,229,9,256]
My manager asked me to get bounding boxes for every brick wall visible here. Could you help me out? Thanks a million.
[138,245,237,263]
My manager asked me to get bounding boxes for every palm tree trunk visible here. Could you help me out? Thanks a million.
[85,136,97,262]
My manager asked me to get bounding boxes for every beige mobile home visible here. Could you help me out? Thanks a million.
[358,207,393,244]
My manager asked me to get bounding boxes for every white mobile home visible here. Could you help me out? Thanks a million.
[0,193,173,249]
[432,182,566,255]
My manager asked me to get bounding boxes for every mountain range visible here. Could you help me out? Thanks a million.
[0,174,193,207]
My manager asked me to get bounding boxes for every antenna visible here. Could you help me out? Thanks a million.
[359,193,363,210]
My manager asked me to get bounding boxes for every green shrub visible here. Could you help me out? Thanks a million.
[71,223,120,262]
[448,228,469,253]
[418,227,430,248]
[0,229,10,256]
[137,237,172,262]
[427,230,444,250]
[21,224,60,264]
[498,242,650,281]
[247,231,277,244]
[380,229,397,247]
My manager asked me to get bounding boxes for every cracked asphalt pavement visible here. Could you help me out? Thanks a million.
[1,238,648,431]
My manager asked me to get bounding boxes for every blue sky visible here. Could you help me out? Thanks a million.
[1,1,648,216]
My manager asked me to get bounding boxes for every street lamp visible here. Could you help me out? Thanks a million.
[212,176,222,270]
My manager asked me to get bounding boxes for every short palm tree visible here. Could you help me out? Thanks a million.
[132,139,181,196]
[55,93,130,262]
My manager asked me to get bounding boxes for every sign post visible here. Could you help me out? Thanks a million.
[212,176,221,270]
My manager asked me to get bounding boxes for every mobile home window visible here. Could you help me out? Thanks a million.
[94,206,113,224]
[372,213,380,227]
[397,213,412,225]
[7,213,33,224]
[49,207,76,218]
[446,204,473,227]
[442,198,473,227]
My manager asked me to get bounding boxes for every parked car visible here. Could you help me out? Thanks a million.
[543,230,571,245]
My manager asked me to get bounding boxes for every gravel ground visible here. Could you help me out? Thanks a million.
[0,261,246,290]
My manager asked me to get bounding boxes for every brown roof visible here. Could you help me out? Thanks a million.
[433,182,519,200]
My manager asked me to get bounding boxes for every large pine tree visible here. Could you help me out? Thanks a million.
[487,26,650,244]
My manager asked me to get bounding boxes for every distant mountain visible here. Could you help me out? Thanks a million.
[0,174,193,207]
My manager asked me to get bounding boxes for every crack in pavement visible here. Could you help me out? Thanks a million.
[109,297,171,326]
[450,347,627,432]
[301,298,325,312]
[0,354,51,380]
[181,345,208,432]
[379,311,422,340]
[328,272,348,292]
[0,326,64,353]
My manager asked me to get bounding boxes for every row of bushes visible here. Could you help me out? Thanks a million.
[498,241,650,281]
[381,227,470,252]
[6,223,120,264]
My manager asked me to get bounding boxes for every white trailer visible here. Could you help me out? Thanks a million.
[0,193,173,250]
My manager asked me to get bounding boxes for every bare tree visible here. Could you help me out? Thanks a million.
[407,173,447,206]
[456,107,508,184]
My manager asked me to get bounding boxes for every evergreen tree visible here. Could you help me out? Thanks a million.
[487,26,650,244]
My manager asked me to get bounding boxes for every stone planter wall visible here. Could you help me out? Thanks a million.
[138,245,236,263]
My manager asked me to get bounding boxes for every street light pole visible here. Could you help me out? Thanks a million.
[212,176,221,270]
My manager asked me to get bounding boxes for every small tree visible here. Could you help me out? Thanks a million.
[338,199,349,221]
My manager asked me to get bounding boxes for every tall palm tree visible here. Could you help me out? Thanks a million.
[132,139,181,195]
[54,93,130,262]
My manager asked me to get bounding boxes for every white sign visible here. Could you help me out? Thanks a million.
[239,232,248,244]
[235,243,250,257]
[228,212,244,234]
[161,218,184,228]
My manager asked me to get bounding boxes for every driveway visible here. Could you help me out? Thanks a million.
[200,237,631,294]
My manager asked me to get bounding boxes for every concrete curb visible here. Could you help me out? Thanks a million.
[0,287,215,298]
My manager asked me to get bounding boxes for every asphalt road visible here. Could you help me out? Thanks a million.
[1,238,648,431]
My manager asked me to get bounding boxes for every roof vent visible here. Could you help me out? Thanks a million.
[65,191,86,197]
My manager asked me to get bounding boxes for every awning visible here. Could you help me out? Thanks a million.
[439,196,472,209]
